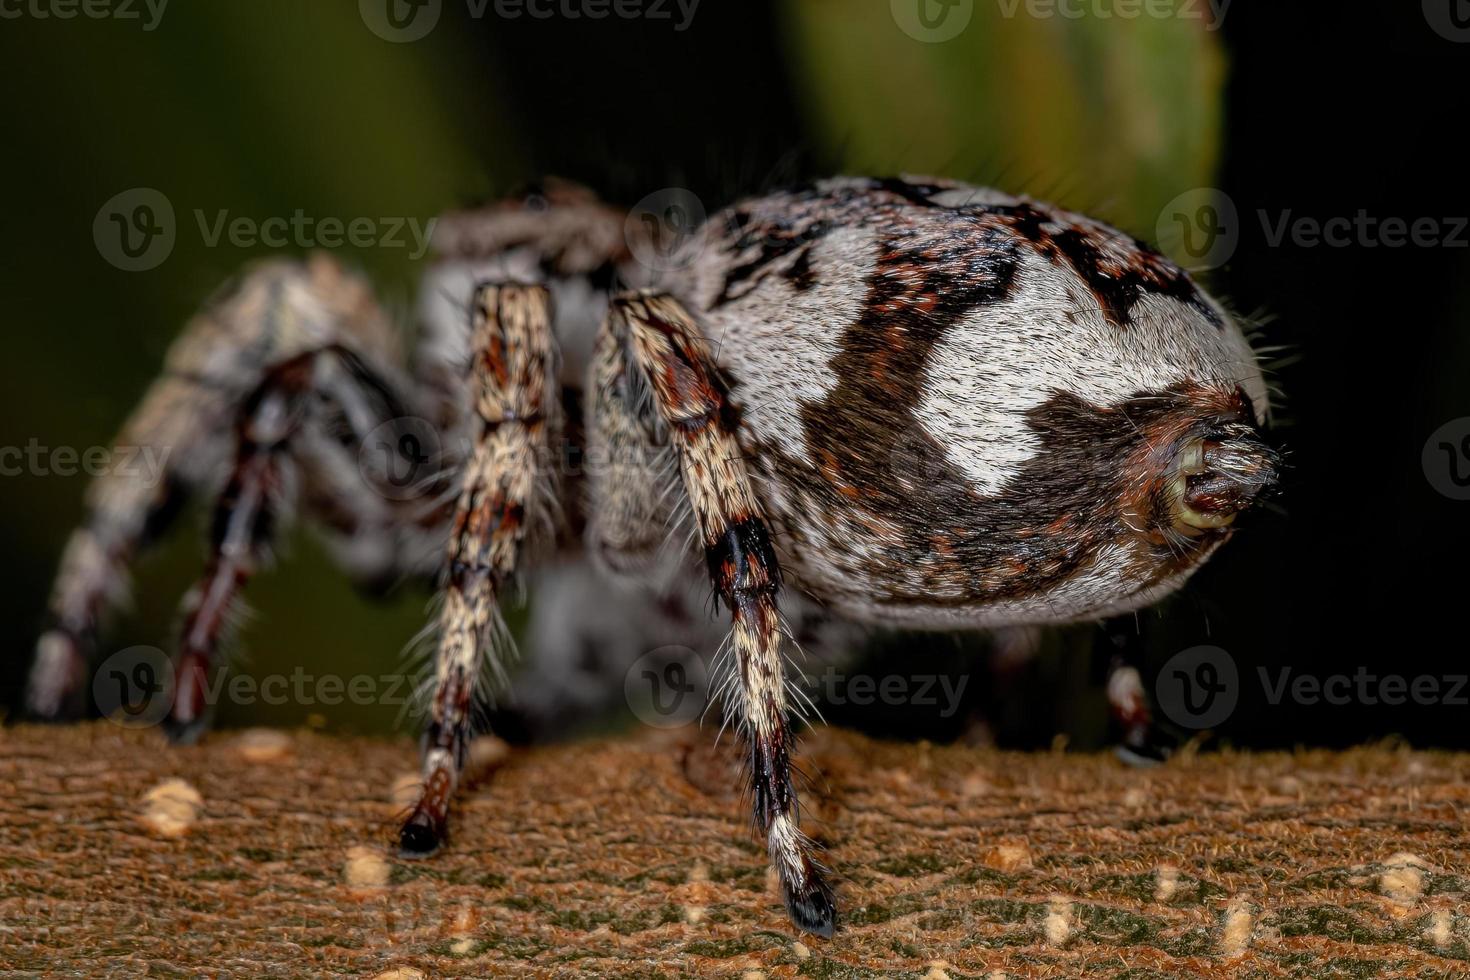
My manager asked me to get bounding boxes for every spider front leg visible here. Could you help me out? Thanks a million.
[607,291,837,937]
[398,283,560,855]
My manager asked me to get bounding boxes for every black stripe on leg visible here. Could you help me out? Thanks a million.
[704,516,782,612]
[749,731,794,829]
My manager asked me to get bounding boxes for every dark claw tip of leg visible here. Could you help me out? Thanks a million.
[397,811,445,858]
[1116,732,1173,768]
[162,715,209,746]
[784,879,837,938]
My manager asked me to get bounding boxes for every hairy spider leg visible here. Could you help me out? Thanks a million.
[399,283,561,855]
[609,290,837,938]
[167,352,318,741]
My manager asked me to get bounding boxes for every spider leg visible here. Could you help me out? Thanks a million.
[583,299,682,579]
[26,347,231,718]
[1105,616,1174,766]
[398,283,560,855]
[27,256,404,720]
[166,353,316,740]
[27,406,191,718]
[605,290,837,938]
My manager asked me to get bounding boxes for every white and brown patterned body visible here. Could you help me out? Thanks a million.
[659,177,1272,629]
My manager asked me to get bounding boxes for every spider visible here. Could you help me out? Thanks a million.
[27,175,1278,937]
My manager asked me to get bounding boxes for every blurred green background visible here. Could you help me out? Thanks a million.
[2,2,1466,747]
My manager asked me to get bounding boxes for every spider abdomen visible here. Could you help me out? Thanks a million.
[664,177,1273,628]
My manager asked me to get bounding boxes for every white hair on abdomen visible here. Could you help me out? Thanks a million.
[920,254,1267,495]
[689,226,877,465]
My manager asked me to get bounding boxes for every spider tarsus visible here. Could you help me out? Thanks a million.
[161,651,214,745]
[162,713,210,746]
[1115,734,1173,768]
[783,875,838,938]
[397,811,445,858]
[25,629,89,720]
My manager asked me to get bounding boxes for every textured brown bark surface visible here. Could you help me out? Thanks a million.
[3,722,1469,978]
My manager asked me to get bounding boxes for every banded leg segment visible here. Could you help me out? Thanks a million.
[168,354,316,739]
[609,291,836,937]
[399,283,560,855]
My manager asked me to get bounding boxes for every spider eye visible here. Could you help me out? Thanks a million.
[1166,433,1279,534]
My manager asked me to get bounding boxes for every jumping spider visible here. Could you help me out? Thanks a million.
[28,175,1278,936]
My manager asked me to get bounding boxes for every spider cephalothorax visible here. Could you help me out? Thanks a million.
[28,175,1277,937]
